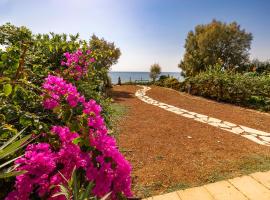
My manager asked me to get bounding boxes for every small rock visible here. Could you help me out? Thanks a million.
[187,136,192,139]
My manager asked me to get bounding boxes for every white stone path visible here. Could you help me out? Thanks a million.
[135,86,270,146]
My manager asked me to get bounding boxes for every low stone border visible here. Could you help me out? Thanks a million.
[135,86,270,146]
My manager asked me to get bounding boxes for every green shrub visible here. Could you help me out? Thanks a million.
[0,23,121,198]
[181,65,270,111]
[155,75,180,90]
[164,77,181,90]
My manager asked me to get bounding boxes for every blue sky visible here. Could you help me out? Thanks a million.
[0,0,270,72]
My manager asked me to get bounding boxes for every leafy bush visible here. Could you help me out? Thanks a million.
[0,23,120,139]
[181,65,270,111]
[155,75,169,86]
[155,75,181,90]
[0,23,131,199]
[163,77,181,90]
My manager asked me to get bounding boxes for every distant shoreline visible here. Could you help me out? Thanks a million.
[109,71,183,84]
[110,71,180,73]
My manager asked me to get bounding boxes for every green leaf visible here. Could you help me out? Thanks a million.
[19,115,32,127]
[63,108,72,122]
[3,84,12,96]
[0,127,26,151]
[70,121,80,132]
[72,137,82,145]
[79,182,94,200]
[0,134,31,159]
[0,155,23,169]
[68,44,73,50]
[0,114,5,122]
[49,44,53,52]
[0,77,11,83]
[1,53,7,61]
[72,168,78,200]
[52,185,70,199]
[0,170,26,179]
[52,184,70,199]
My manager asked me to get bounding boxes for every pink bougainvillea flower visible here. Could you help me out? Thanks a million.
[9,58,132,199]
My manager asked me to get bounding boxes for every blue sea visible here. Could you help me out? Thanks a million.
[109,71,183,84]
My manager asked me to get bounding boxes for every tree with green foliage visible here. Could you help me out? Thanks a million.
[150,63,161,82]
[90,34,121,70]
[179,20,253,77]
[89,35,121,91]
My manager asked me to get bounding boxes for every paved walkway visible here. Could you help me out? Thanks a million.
[143,170,270,200]
[135,86,270,146]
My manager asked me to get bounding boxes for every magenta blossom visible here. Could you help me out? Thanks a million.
[10,70,132,199]
[61,49,95,80]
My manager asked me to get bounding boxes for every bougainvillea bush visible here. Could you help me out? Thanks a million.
[0,23,132,199]
[6,73,132,199]
[4,54,132,199]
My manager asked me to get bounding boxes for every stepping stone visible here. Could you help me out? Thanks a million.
[221,127,234,132]
[229,175,270,200]
[223,121,237,127]
[152,192,180,200]
[230,127,245,134]
[242,135,266,145]
[178,186,215,200]
[159,105,169,109]
[196,113,208,118]
[170,110,184,115]
[167,105,176,108]
[182,113,195,118]
[208,122,222,127]
[167,107,181,111]
[204,180,248,200]
[179,109,189,113]
[259,136,270,142]
[251,171,270,189]
[217,123,232,129]
[194,118,207,123]
[208,117,221,123]
[187,111,197,115]
[240,126,270,136]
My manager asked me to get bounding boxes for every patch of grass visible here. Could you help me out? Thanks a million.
[133,182,164,198]
[203,154,270,185]
[111,103,128,122]
[238,154,270,174]
[205,171,231,184]
[166,182,190,193]
[109,103,129,138]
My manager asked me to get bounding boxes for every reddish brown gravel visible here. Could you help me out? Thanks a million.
[110,85,270,198]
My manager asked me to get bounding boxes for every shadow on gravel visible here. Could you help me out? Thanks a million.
[109,89,134,102]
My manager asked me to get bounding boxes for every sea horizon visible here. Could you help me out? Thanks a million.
[110,70,181,73]
[109,71,183,84]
